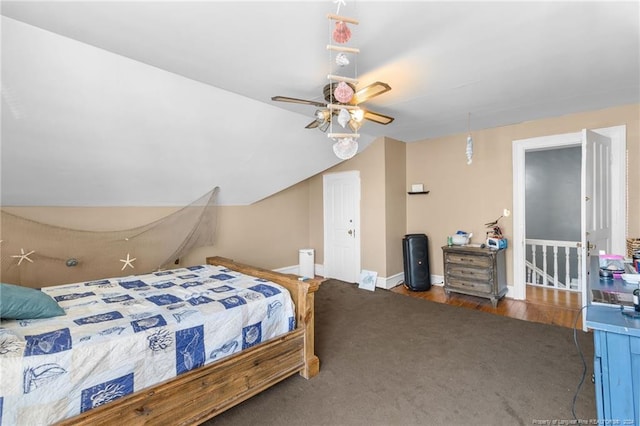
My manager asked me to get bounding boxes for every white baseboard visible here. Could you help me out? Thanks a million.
[276,264,446,292]
[377,272,404,290]
[383,273,444,289]
[274,264,323,278]
[277,264,518,302]
[506,285,520,300]
[431,274,444,286]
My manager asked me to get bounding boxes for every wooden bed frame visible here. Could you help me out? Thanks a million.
[56,256,322,425]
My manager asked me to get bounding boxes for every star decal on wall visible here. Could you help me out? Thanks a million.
[119,253,137,271]
[12,248,35,265]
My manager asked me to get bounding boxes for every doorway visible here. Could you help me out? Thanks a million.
[323,171,361,283]
[525,146,582,292]
[512,126,627,311]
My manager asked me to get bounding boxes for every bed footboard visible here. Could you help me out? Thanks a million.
[55,257,321,425]
[206,256,322,379]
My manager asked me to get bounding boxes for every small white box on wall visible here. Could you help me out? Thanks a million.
[411,184,424,193]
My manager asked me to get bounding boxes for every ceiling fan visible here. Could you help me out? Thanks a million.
[271,81,394,132]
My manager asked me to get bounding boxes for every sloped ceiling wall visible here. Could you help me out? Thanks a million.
[1,17,366,206]
[2,1,638,207]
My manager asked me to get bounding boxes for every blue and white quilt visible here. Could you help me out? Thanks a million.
[0,264,295,425]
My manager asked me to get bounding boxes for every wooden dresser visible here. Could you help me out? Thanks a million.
[442,245,507,307]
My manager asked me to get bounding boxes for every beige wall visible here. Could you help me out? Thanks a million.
[406,103,640,285]
[2,181,313,284]
[184,181,311,269]
[308,137,388,274]
[306,136,407,279]
[384,138,407,276]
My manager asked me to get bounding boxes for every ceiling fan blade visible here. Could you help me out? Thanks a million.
[305,120,320,129]
[271,96,327,108]
[353,81,391,104]
[363,109,395,125]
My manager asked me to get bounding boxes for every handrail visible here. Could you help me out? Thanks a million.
[526,238,578,248]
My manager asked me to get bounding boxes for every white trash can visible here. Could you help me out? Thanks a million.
[299,249,315,278]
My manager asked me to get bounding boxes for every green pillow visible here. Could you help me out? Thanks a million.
[0,283,66,320]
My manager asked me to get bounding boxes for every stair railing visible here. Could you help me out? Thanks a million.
[525,238,582,292]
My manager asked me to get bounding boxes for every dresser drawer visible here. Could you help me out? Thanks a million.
[446,277,492,294]
[445,252,491,268]
[447,265,491,281]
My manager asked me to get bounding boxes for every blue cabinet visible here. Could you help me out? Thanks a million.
[587,305,640,424]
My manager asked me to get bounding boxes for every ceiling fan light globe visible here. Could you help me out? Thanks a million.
[351,108,364,122]
[348,119,362,132]
[333,137,358,160]
[315,109,329,123]
[319,121,330,132]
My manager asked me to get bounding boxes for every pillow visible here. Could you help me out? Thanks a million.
[0,283,66,320]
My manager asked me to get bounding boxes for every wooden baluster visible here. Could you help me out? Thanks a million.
[565,247,571,289]
[532,244,538,285]
[553,245,560,288]
[542,245,548,286]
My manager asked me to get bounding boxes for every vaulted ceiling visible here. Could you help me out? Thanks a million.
[2,1,638,206]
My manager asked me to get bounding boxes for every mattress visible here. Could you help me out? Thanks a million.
[0,264,296,425]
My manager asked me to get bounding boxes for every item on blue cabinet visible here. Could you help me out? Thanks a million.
[621,274,640,284]
[486,237,507,249]
[599,268,614,279]
[599,254,625,278]
[633,251,640,272]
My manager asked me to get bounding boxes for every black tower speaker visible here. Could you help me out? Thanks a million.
[402,234,431,291]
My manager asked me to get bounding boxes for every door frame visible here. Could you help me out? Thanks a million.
[323,170,361,282]
[511,125,626,301]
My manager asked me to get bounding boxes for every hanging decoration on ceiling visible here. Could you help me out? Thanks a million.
[333,137,359,160]
[333,81,354,103]
[335,52,350,67]
[326,1,361,160]
[466,112,474,165]
[338,108,351,128]
[332,21,352,44]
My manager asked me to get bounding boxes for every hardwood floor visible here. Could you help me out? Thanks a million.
[390,283,583,329]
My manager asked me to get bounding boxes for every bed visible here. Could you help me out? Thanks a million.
[0,256,321,425]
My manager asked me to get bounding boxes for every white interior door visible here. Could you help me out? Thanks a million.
[323,171,361,283]
[581,129,613,322]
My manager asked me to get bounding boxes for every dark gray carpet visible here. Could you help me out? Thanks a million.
[204,280,596,425]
